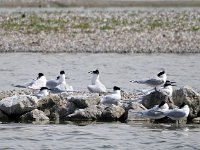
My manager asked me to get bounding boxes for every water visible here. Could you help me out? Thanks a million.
[0,122,200,149]
[0,53,199,91]
[0,53,200,149]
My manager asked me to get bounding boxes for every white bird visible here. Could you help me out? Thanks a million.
[46,76,60,89]
[100,86,121,106]
[161,103,190,121]
[135,100,169,119]
[34,87,50,99]
[27,73,47,90]
[50,71,73,93]
[130,71,167,91]
[159,80,176,97]
[87,69,107,94]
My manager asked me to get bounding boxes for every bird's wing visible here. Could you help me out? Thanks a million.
[46,79,58,89]
[28,79,45,89]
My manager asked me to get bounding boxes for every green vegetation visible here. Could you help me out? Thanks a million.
[0,12,200,33]
[100,25,113,30]
[0,15,68,33]
[72,22,90,29]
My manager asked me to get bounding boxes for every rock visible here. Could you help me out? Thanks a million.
[0,109,9,121]
[172,86,200,121]
[20,109,49,123]
[192,117,200,124]
[101,105,125,121]
[125,102,149,121]
[0,95,38,115]
[37,94,77,120]
[68,93,100,109]
[67,105,104,121]
[0,89,32,101]
[142,91,173,109]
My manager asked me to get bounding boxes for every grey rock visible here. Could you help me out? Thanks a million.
[142,91,172,109]
[172,86,200,120]
[20,109,49,122]
[37,94,77,120]
[101,105,125,121]
[0,95,38,115]
[0,109,9,121]
[192,117,200,124]
[68,93,100,109]
[67,105,104,121]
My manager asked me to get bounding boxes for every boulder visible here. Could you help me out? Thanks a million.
[172,86,200,121]
[142,91,172,109]
[37,94,77,120]
[101,105,125,121]
[20,109,49,123]
[0,89,32,101]
[67,105,104,121]
[0,95,38,115]
[192,117,200,124]
[0,109,9,121]
[68,93,100,109]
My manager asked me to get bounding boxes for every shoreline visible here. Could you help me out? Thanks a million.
[0,7,200,53]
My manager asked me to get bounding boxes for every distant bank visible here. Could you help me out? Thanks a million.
[0,0,200,7]
[0,7,200,53]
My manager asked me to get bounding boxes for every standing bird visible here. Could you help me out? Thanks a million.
[130,71,167,91]
[135,100,169,119]
[159,80,176,97]
[161,103,190,122]
[34,87,50,99]
[100,86,121,106]
[87,69,107,94]
[27,73,47,90]
[50,70,73,93]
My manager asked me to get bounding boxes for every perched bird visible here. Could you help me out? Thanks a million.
[27,73,47,90]
[46,76,60,89]
[135,100,169,119]
[34,87,50,99]
[13,73,46,89]
[50,70,73,93]
[161,102,190,122]
[87,69,107,94]
[130,71,167,91]
[159,80,176,97]
[100,86,121,106]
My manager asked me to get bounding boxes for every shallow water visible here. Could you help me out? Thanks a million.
[0,122,200,149]
[0,53,200,149]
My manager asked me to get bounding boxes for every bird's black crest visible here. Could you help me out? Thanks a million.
[157,71,165,77]
[60,70,65,74]
[40,87,49,90]
[38,73,44,77]
[113,86,120,91]
[93,70,99,74]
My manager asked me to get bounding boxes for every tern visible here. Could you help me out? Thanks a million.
[87,69,107,94]
[100,86,121,106]
[130,71,167,91]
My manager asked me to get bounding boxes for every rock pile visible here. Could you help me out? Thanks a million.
[0,86,199,124]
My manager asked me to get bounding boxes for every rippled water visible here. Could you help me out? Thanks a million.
[0,122,200,149]
[0,53,200,149]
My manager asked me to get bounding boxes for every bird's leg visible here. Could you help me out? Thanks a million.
[155,87,157,91]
